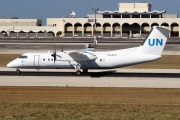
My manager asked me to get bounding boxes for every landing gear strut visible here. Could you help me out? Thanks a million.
[72,64,82,76]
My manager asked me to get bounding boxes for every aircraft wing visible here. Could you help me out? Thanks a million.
[65,48,97,61]
[65,48,94,54]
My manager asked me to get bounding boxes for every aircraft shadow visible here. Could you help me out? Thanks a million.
[0,71,180,78]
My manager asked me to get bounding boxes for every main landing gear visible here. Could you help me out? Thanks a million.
[73,64,88,76]
[76,70,81,76]
[76,69,88,76]
[74,64,81,76]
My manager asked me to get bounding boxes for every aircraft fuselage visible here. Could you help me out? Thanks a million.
[7,49,160,70]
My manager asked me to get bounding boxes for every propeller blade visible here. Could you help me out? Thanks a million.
[62,43,63,52]
[51,45,57,65]
[54,45,56,60]
[54,45,56,64]
[55,45,56,53]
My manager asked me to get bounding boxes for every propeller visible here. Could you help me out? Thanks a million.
[51,45,57,64]
[51,44,64,64]
[61,43,64,52]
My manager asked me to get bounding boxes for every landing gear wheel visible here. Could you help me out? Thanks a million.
[83,69,88,73]
[76,70,81,76]
[16,70,21,74]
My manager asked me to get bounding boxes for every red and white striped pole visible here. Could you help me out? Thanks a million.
[92,7,99,47]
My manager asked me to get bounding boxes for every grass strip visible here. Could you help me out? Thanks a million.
[0,87,180,119]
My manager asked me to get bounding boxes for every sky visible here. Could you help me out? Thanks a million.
[0,0,179,25]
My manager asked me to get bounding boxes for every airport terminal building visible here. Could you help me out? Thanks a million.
[0,2,180,38]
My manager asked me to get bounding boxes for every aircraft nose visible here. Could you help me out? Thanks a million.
[7,61,15,68]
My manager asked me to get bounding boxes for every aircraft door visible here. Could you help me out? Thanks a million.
[34,55,40,67]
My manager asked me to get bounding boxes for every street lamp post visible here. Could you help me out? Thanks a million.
[92,7,99,47]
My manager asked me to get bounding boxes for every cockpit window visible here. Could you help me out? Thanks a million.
[19,55,28,59]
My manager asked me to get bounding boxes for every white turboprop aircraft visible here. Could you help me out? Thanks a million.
[7,26,170,75]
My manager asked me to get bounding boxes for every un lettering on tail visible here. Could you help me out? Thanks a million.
[148,39,163,46]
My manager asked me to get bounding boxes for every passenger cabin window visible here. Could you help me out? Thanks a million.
[100,59,105,62]
[19,55,28,59]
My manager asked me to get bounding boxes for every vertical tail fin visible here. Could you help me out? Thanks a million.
[137,26,170,56]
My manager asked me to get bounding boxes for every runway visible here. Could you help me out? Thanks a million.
[0,69,180,78]
[0,68,180,88]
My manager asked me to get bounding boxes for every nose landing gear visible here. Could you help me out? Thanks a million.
[16,69,21,74]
